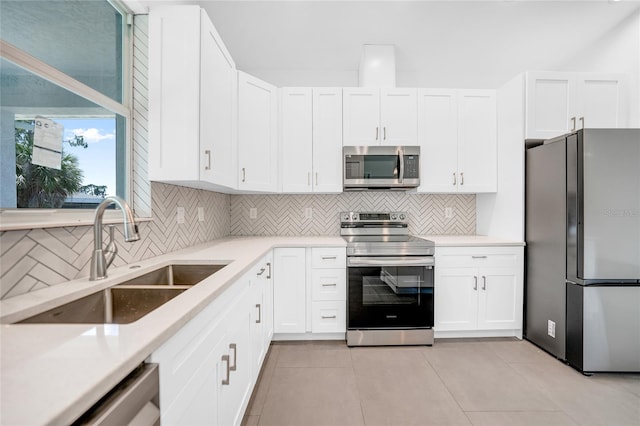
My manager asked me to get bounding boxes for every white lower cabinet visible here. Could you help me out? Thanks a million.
[273,247,346,338]
[151,253,273,426]
[434,246,524,338]
[273,248,307,333]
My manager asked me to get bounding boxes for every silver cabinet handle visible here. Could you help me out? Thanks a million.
[322,256,337,260]
[315,172,318,186]
[571,116,576,131]
[383,127,387,140]
[242,167,246,183]
[204,150,211,170]
[266,262,271,279]
[375,127,379,141]
[472,256,487,259]
[308,172,311,186]
[321,315,337,319]
[473,276,478,291]
[579,117,584,129]
[229,343,237,371]
[221,354,230,385]
[482,276,486,290]
[460,172,464,185]
[256,304,261,323]
[321,283,337,287]
[257,267,266,277]
[453,172,457,186]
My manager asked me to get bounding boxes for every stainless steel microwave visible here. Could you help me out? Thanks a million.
[343,146,420,190]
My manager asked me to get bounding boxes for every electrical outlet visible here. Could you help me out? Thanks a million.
[197,207,205,222]
[249,207,257,219]
[176,206,185,224]
[548,320,556,338]
[444,207,453,218]
[304,207,313,219]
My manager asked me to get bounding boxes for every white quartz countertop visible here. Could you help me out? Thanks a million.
[0,236,345,426]
[417,235,525,247]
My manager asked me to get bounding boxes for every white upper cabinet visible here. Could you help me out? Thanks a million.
[418,89,497,193]
[280,88,313,193]
[312,88,343,192]
[238,71,278,192]
[280,87,343,193]
[343,88,417,146]
[149,6,237,190]
[525,71,628,139]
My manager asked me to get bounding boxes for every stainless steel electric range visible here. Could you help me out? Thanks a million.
[341,211,435,346]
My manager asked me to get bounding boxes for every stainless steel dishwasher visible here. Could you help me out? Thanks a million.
[72,363,160,426]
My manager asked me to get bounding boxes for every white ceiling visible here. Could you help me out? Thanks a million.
[136,0,640,88]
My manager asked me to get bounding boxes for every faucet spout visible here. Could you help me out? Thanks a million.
[90,196,140,281]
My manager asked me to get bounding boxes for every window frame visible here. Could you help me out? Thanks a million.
[0,0,148,231]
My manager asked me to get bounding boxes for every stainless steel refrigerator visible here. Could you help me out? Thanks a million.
[525,129,640,373]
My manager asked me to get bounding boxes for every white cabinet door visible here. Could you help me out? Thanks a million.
[457,90,497,193]
[238,71,278,192]
[273,248,306,333]
[525,71,576,140]
[434,267,478,331]
[477,267,521,331]
[280,88,313,192]
[342,88,380,146]
[149,6,201,182]
[576,73,628,129]
[312,88,343,192]
[149,6,237,190]
[200,11,237,188]
[218,301,252,426]
[417,89,458,193]
[380,88,418,146]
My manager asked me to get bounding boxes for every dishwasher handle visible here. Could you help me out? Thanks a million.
[72,363,160,426]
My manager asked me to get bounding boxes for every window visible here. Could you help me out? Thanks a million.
[0,0,131,217]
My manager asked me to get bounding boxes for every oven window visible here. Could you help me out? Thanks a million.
[363,266,427,305]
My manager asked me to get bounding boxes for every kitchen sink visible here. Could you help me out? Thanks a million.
[18,263,227,325]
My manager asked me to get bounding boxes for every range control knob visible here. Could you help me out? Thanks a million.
[390,214,397,221]
[399,213,406,220]
[353,213,359,221]
[342,213,350,221]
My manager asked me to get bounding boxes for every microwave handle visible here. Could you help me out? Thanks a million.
[399,149,404,183]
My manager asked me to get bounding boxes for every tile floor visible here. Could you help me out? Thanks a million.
[242,338,640,426]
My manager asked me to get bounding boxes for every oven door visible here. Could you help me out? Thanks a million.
[347,256,434,329]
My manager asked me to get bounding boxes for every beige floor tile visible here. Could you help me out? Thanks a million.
[277,345,352,368]
[360,397,471,426]
[424,344,560,411]
[486,339,559,365]
[241,415,260,426]
[511,361,640,425]
[466,411,578,425]
[258,367,364,426]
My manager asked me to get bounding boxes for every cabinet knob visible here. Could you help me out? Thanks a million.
[221,355,230,385]
[460,172,464,186]
[482,276,486,290]
[453,172,457,186]
[571,117,577,132]
[473,276,478,291]
[242,168,246,183]
[229,343,237,371]
[376,127,379,141]
[256,304,262,324]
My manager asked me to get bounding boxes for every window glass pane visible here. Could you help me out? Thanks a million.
[0,58,124,209]
[0,0,123,102]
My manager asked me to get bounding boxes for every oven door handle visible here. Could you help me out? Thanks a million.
[347,256,434,267]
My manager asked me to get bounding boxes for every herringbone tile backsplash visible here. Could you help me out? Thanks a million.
[0,183,230,299]
[230,193,475,236]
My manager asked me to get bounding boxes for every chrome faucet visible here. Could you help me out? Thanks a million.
[90,196,140,281]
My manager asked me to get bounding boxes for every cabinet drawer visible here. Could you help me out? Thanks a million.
[311,269,346,301]
[436,247,522,268]
[311,301,346,333]
[311,247,346,269]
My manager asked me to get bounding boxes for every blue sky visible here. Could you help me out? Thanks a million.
[58,118,116,197]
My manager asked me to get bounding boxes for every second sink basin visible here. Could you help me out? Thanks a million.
[18,263,228,325]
